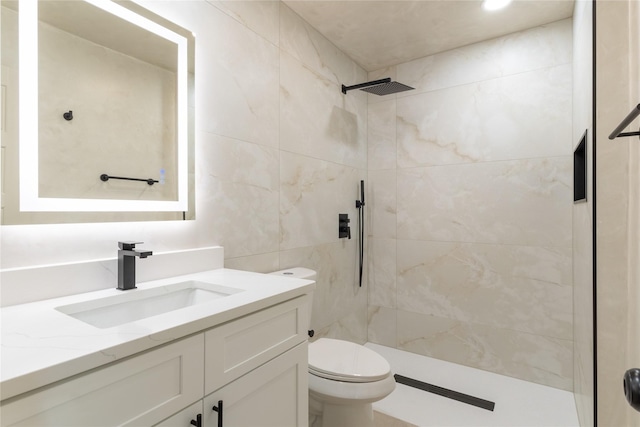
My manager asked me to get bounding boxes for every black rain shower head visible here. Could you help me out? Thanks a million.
[341,78,414,96]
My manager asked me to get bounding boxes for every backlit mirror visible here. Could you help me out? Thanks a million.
[0,0,195,224]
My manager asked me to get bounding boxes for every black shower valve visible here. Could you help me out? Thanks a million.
[338,213,351,239]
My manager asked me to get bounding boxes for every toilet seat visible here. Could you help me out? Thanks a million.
[309,338,391,383]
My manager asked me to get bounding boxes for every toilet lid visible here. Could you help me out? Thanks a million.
[308,338,391,383]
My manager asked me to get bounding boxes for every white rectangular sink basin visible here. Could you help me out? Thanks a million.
[56,280,243,329]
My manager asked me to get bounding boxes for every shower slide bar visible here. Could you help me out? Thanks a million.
[608,103,640,140]
[100,174,159,186]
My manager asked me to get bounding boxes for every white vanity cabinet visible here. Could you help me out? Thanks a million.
[154,402,204,427]
[1,295,310,427]
[202,343,308,427]
[200,296,309,427]
[158,295,309,427]
[0,335,205,427]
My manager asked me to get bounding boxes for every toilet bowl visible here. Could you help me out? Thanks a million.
[269,268,396,427]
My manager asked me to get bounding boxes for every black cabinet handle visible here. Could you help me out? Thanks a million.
[190,413,202,427]
[212,400,224,427]
[624,368,640,412]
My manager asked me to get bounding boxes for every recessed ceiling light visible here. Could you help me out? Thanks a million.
[482,0,512,11]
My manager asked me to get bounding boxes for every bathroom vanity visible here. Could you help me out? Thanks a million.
[0,266,314,426]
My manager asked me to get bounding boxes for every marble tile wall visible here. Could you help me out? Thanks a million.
[594,1,640,426]
[366,19,574,390]
[180,0,370,342]
[1,1,368,342]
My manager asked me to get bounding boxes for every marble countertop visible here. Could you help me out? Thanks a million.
[0,268,314,401]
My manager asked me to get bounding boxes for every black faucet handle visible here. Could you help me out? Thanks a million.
[118,241,144,250]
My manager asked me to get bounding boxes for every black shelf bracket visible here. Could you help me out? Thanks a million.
[608,103,640,140]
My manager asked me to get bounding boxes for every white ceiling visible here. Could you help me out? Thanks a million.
[283,0,575,71]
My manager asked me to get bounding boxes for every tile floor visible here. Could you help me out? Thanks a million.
[366,343,580,427]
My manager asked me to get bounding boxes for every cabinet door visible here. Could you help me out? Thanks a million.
[1,335,204,427]
[205,296,309,394]
[204,342,308,427]
[154,401,203,427]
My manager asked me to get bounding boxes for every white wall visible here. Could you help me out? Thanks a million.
[366,19,574,390]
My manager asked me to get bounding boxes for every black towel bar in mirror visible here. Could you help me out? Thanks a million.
[100,174,159,186]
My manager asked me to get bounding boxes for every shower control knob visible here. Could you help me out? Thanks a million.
[624,368,640,412]
[338,213,351,239]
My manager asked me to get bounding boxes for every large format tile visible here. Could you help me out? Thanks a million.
[206,0,279,46]
[396,64,572,168]
[315,309,368,344]
[280,3,366,87]
[396,157,572,248]
[193,4,280,147]
[280,52,367,168]
[368,238,397,308]
[197,131,280,258]
[197,177,279,258]
[396,311,573,391]
[280,152,365,249]
[224,252,280,273]
[396,19,572,98]
[279,241,367,339]
[368,305,397,347]
[368,170,397,239]
[368,100,397,170]
[396,240,572,339]
[198,132,279,191]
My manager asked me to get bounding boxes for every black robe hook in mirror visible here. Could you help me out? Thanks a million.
[63,110,73,121]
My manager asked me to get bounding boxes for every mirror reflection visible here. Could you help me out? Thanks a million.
[0,0,195,224]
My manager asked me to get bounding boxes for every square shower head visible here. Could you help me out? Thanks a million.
[360,81,414,96]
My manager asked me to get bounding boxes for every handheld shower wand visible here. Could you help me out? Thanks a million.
[356,180,365,287]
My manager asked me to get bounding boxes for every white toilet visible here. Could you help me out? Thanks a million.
[270,268,396,427]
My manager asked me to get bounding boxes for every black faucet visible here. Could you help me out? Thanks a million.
[117,241,153,290]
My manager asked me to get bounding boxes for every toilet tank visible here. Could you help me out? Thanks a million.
[269,267,316,335]
[269,267,317,281]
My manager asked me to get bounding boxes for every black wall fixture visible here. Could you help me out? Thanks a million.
[574,130,587,202]
[63,110,73,121]
[338,213,351,239]
[341,78,414,96]
[608,103,640,139]
[355,180,365,287]
[100,173,158,186]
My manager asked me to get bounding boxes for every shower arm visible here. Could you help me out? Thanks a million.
[342,78,391,95]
